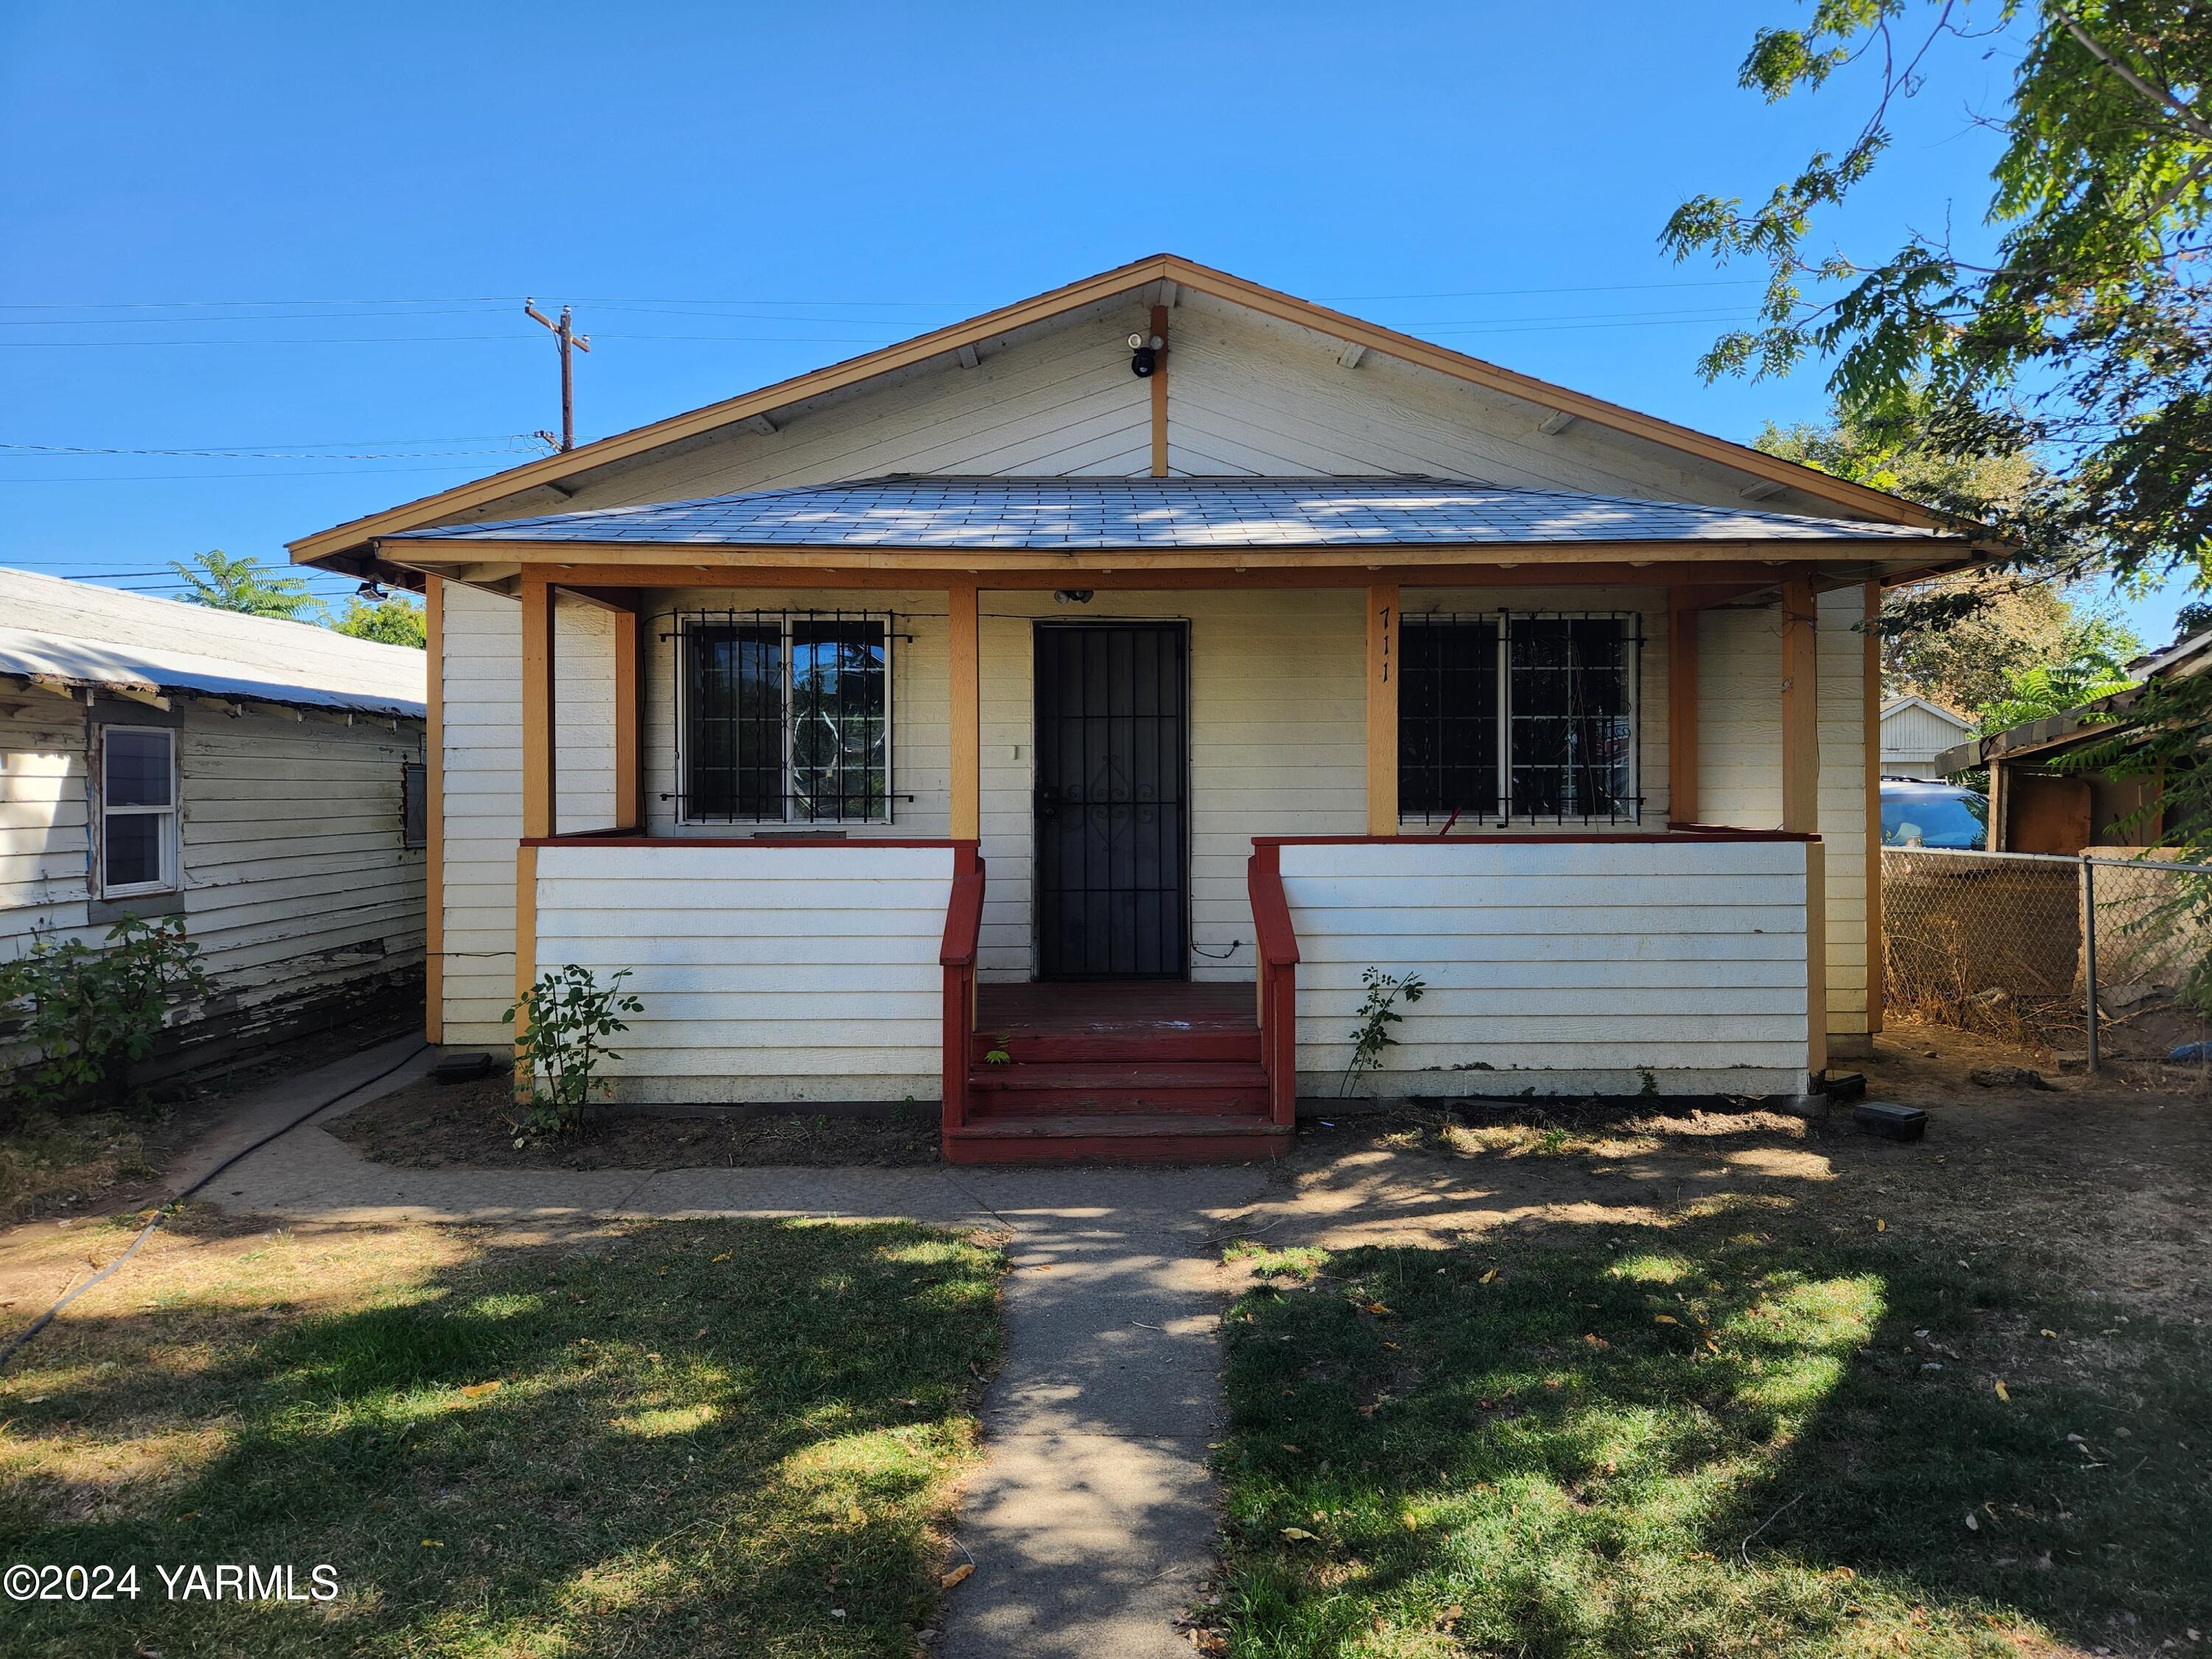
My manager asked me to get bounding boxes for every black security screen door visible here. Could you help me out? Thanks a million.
[1033,623,1189,980]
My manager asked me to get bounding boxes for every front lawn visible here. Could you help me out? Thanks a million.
[0,1209,1004,1657]
[1212,1217,2209,1658]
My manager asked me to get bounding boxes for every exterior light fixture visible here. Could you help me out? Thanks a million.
[1127,331,1164,378]
[1053,589,1096,606]
[355,579,389,601]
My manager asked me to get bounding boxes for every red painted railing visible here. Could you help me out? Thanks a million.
[1246,841,1301,1129]
[939,844,986,1134]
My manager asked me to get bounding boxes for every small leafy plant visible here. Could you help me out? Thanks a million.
[1340,967,1426,1097]
[984,1033,1012,1065]
[0,916,211,1116]
[504,965,643,1138]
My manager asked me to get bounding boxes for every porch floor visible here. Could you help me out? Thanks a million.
[953,981,1287,1164]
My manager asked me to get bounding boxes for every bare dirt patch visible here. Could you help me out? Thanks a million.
[330,1073,945,1170]
[1274,1020,2212,1322]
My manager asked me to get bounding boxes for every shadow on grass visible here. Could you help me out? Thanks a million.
[1,1216,1002,1658]
[1217,1204,2208,1658]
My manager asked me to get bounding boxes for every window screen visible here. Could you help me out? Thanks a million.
[1399,612,1641,824]
[401,760,428,849]
[678,611,891,823]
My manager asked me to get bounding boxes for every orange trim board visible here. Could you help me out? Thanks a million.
[291,253,1972,568]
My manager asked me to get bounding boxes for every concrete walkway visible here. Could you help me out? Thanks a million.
[188,1046,1276,1659]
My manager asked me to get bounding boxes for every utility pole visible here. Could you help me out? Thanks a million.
[523,298,591,451]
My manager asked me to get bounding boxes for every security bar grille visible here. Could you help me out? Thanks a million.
[1400,611,1644,824]
[668,609,897,824]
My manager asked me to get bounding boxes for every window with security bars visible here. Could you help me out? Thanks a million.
[1399,611,1642,824]
[675,611,893,823]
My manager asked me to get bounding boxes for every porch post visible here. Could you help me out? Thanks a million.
[1667,588,1700,824]
[425,577,444,1043]
[1780,577,1819,833]
[515,576,555,1077]
[948,582,980,841]
[1366,583,1399,834]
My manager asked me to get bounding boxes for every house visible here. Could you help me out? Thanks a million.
[290,255,1980,1162]
[1933,625,2210,853]
[1879,695,1975,780]
[0,569,428,1073]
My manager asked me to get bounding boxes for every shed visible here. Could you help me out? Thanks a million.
[1879,696,1975,779]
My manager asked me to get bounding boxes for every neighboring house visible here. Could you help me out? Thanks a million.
[291,254,1982,1162]
[1879,695,1975,779]
[0,570,428,1073]
[1933,625,2210,853]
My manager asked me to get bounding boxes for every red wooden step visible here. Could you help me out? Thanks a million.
[971,1027,1261,1065]
[967,1060,1269,1115]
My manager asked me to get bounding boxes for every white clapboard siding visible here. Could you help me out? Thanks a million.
[545,304,1158,512]
[534,841,953,1102]
[1694,593,1871,1040]
[1279,838,1813,1096]
[441,582,523,1045]
[175,709,426,1008]
[0,700,92,954]
[978,588,1366,981]
[555,594,617,834]
[641,586,951,838]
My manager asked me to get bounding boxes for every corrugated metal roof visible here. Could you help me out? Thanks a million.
[0,569,425,717]
[392,476,1942,551]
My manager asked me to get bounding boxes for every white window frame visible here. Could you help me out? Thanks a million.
[675,611,896,827]
[97,725,179,897]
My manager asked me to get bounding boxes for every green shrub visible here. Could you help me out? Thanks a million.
[504,964,643,1138]
[0,916,212,1116]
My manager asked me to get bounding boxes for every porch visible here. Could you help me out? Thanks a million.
[403,476,1915,1161]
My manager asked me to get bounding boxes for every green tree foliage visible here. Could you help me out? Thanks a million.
[331,594,427,648]
[1664,3,2212,602]
[169,549,327,622]
[1756,402,2139,712]
[1668,1,2211,876]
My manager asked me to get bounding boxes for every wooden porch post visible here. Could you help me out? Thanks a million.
[948,582,980,841]
[1366,583,1399,835]
[1667,588,1700,825]
[515,576,555,1078]
[424,577,445,1043]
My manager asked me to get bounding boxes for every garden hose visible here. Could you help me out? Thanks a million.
[0,1042,429,1373]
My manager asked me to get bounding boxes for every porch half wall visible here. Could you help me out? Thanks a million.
[532,841,953,1102]
[1277,836,1820,1098]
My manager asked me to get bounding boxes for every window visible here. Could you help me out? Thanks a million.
[400,761,428,849]
[99,726,177,894]
[678,611,892,823]
[1399,612,1641,824]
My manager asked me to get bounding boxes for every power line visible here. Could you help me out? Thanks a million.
[0,439,536,459]
[0,462,502,482]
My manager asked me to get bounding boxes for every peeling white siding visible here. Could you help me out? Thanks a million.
[0,700,92,956]
[534,841,950,1102]
[1280,838,1814,1096]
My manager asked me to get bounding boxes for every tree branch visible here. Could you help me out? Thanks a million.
[2053,7,2212,146]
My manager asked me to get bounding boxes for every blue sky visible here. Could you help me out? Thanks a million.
[0,1,2193,642]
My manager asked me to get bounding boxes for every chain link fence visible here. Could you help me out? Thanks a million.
[1882,846,2212,1061]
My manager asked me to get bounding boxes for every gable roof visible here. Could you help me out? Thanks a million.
[291,254,1964,572]
[390,476,1941,553]
[1879,695,1974,733]
[0,568,425,717]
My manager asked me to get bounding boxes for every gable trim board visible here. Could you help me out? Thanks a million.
[292,255,1980,578]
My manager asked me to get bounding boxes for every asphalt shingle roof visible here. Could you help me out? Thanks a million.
[392,476,1941,551]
